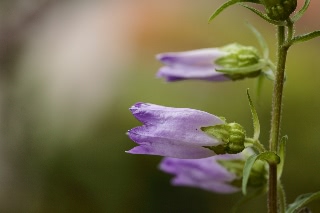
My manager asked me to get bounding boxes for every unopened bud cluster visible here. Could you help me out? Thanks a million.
[261,0,297,21]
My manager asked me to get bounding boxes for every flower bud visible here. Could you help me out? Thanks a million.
[217,44,260,68]
[227,123,246,154]
[201,122,246,154]
[261,0,297,21]
[215,43,264,80]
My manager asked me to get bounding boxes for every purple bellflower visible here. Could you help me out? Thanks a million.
[159,154,242,193]
[156,43,269,82]
[156,48,230,82]
[159,149,267,193]
[127,102,247,158]
[126,102,226,159]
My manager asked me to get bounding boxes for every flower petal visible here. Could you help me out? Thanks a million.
[127,103,224,158]
[159,156,240,193]
[129,103,223,146]
[157,66,230,82]
[156,48,225,66]
[156,48,229,82]
[126,143,214,159]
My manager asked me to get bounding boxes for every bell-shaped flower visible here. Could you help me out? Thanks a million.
[126,102,246,159]
[156,43,271,82]
[159,149,267,193]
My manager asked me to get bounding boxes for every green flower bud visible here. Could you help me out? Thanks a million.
[227,123,246,154]
[217,43,260,68]
[261,0,297,21]
[215,43,265,80]
[201,122,246,154]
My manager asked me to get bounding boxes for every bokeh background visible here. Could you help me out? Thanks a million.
[0,0,319,212]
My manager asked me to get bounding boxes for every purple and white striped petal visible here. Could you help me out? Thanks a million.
[156,48,230,82]
[127,103,225,159]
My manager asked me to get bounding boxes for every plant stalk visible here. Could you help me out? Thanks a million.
[268,25,288,213]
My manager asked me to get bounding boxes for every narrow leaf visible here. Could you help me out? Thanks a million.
[242,152,280,194]
[246,23,269,59]
[242,154,258,195]
[288,31,320,47]
[291,0,311,23]
[246,89,260,141]
[239,4,286,26]
[208,0,237,23]
[255,74,264,104]
[278,182,286,213]
[286,191,320,213]
[277,136,288,179]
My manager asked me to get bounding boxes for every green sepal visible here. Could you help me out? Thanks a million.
[204,144,227,155]
[286,191,320,213]
[277,135,288,180]
[285,31,320,48]
[239,3,286,26]
[202,122,246,154]
[208,0,261,23]
[246,89,260,141]
[216,61,266,74]
[202,124,230,142]
[291,0,310,23]
[242,152,280,194]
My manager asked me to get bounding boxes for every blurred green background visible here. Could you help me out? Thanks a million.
[0,0,319,212]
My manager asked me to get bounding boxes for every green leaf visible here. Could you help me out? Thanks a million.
[245,23,269,59]
[246,89,260,141]
[242,152,280,194]
[286,191,320,213]
[239,4,286,26]
[277,136,288,180]
[255,74,264,104]
[291,0,311,23]
[287,31,320,47]
[208,0,237,23]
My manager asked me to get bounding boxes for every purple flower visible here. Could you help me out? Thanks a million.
[156,48,229,82]
[126,102,225,159]
[159,153,245,193]
[156,44,267,82]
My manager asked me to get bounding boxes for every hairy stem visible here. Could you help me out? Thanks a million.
[268,25,288,213]
[268,164,278,213]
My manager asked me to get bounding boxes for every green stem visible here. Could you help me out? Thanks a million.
[268,25,289,213]
[287,19,294,41]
